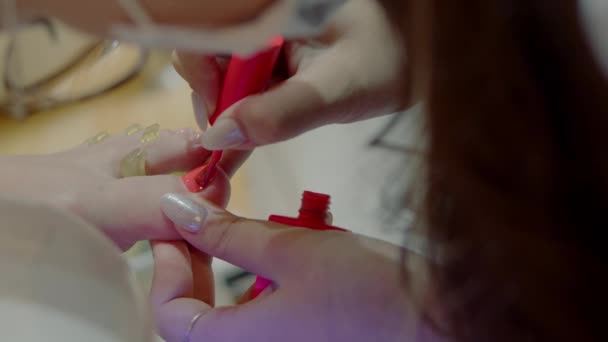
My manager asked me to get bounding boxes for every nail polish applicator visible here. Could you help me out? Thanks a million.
[182,36,284,192]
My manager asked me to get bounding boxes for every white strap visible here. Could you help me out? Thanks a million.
[110,0,346,55]
[110,0,295,55]
[115,0,154,26]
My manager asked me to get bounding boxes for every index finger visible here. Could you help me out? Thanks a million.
[160,193,315,280]
[172,53,223,118]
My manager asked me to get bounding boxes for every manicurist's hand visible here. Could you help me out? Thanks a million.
[151,193,438,342]
[174,0,405,150]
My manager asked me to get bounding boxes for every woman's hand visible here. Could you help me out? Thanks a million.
[0,126,235,250]
[174,0,405,150]
[151,192,437,342]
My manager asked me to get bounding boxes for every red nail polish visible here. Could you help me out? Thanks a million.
[199,150,222,187]
[196,163,218,189]
[250,191,348,298]
[182,164,212,192]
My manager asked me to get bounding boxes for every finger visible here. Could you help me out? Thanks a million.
[150,241,214,308]
[200,40,401,150]
[150,240,193,308]
[218,150,252,178]
[173,52,224,131]
[173,52,224,118]
[159,192,308,280]
[191,91,209,131]
[189,244,214,306]
[77,170,230,250]
[154,298,212,342]
[199,79,327,150]
[111,128,211,177]
[156,291,279,342]
[152,243,278,342]
[143,129,210,175]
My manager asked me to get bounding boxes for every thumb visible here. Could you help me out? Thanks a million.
[198,37,402,150]
[173,52,225,130]
[199,78,330,150]
[159,192,296,280]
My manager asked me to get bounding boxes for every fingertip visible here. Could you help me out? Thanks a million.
[160,170,230,234]
[149,241,192,307]
[141,129,210,176]
[171,50,184,76]
[200,117,247,150]
[198,167,231,208]
[191,91,209,131]
[174,161,232,201]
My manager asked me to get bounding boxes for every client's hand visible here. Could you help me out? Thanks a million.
[150,193,439,342]
[0,125,237,250]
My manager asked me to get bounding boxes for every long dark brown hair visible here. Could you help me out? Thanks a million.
[380,0,608,341]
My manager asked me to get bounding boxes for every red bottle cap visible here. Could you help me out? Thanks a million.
[251,191,347,299]
[269,191,347,232]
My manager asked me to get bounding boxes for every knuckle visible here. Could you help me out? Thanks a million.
[241,101,291,145]
[204,215,242,259]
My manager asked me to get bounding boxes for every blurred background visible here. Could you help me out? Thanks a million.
[0,19,414,308]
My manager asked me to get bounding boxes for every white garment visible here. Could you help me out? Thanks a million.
[112,0,345,55]
[112,0,608,75]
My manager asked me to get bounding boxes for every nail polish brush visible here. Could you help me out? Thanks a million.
[182,36,284,192]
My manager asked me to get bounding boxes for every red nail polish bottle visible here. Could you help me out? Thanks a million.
[251,191,347,298]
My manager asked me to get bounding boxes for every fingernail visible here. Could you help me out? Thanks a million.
[84,131,110,145]
[125,124,143,136]
[120,148,147,178]
[191,91,209,131]
[202,118,246,150]
[160,193,208,233]
[188,131,206,151]
[141,123,161,143]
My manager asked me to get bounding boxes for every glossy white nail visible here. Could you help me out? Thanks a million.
[202,118,246,150]
[160,193,208,233]
[191,91,208,131]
